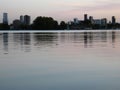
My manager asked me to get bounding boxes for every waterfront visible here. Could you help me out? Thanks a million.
[0,30,120,90]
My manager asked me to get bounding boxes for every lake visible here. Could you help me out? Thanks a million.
[0,30,120,90]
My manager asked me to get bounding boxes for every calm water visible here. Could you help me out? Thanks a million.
[0,30,120,90]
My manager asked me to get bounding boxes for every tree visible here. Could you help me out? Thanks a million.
[59,21,67,30]
[32,16,59,30]
[0,23,10,30]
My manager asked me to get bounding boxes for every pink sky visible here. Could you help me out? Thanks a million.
[0,0,120,23]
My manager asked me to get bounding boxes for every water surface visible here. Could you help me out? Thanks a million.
[0,30,120,90]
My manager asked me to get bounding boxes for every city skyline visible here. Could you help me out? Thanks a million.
[0,13,119,24]
[0,12,119,25]
[0,13,119,30]
[0,0,120,23]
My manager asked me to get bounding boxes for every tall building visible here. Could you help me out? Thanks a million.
[89,16,94,24]
[112,16,116,25]
[84,14,88,21]
[20,15,24,24]
[3,13,8,24]
[24,15,30,25]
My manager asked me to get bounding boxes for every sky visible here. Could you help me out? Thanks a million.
[0,0,120,23]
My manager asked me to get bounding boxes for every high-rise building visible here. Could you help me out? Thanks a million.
[3,13,8,24]
[112,16,116,25]
[84,14,88,21]
[24,15,30,25]
[89,16,94,24]
[20,15,24,24]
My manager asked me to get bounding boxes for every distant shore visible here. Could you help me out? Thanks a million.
[0,29,119,33]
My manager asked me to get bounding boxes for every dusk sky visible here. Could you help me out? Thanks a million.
[1,0,120,23]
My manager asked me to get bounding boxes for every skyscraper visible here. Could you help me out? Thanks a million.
[89,16,94,24]
[112,16,116,25]
[84,14,88,21]
[24,15,30,25]
[3,13,8,24]
[20,15,24,24]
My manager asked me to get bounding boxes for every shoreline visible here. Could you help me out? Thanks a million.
[0,29,119,33]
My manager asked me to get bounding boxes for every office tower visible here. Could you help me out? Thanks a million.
[3,13,8,24]
[112,16,116,24]
[20,15,24,23]
[84,14,88,21]
[89,16,93,21]
[24,15,30,25]
[89,16,94,24]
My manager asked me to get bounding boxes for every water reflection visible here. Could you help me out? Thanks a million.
[3,33,9,54]
[13,33,31,52]
[112,31,116,48]
[0,31,120,54]
[1,31,120,90]
[33,33,58,48]
[84,32,88,48]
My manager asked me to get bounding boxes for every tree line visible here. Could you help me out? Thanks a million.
[0,16,67,30]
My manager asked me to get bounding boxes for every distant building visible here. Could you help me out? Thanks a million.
[84,14,88,21]
[93,18,107,26]
[20,15,24,24]
[112,16,116,25]
[101,18,107,26]
[3,13,8,24]
[93,19,102,25]
[13,19,21,30]
[68,21,72,25]
[24,15,30,25]
[73,18,79,24]
[89,16,94,24]
[108,21,112,24]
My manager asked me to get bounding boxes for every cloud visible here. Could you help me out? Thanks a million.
[74,3,120,12]
[68,0,120,12]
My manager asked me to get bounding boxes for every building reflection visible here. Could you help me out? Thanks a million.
[3,33,9,54]
[67,31,108,48]
[22,33,31,52]
[100,32,107,42]
[0,31,118,54]
[84,32,88,48]
[13,33,31,52]
[112,31,116,48]
[23,33,31,45]
[83,32,93,48]
[89,32,93,47]
[57,32,109,48]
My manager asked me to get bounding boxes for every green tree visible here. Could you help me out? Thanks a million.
[0,23,10,30]
[32,16,59,30]
[60,21,67,30]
